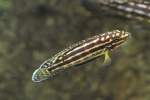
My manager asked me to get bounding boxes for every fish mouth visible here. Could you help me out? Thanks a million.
[32,68,50,82]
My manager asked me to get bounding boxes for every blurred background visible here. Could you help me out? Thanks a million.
[0,0,150,100]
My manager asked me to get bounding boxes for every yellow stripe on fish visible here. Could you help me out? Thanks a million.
[32,30,130,82]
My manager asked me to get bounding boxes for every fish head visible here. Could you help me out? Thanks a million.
[105,30,131,50]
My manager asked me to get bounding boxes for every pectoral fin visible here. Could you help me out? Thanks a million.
[103,50,111,66]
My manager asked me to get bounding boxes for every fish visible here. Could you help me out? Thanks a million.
[82,0,150,23]
[105,0,150,22]
[32,30,130,82]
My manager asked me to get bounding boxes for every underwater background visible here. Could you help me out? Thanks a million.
[0,0,150,100]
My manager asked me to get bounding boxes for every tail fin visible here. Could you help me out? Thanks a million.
[32,68,51,82]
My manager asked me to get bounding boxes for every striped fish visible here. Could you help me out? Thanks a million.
[32,30,130,82]
[82,0,150,23]
[102,0,150,22]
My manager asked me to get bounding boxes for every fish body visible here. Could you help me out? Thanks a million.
[32,30,130,82]
[102,0,150,22]
[82,0,150,22]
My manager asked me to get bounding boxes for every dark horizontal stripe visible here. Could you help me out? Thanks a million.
[112,3,150,19]
[65,35,100,53]
[51,49,104,72]
[47,37,126,71]
[110,39,126,50]
[52,36,101,64]
[47,39,112,70]
[98,1,150,21]
[64,37,110,60]
[52,34,110,64]
[41,31,112,68]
